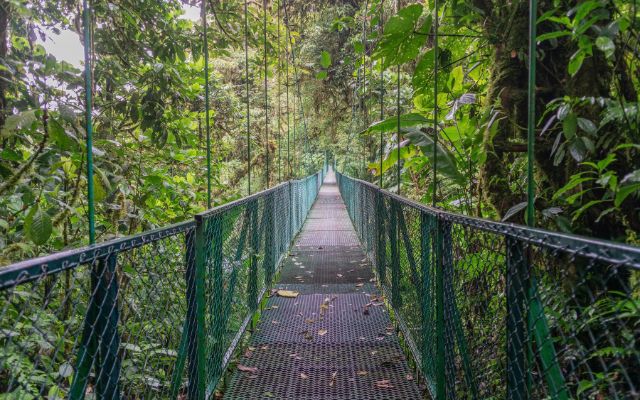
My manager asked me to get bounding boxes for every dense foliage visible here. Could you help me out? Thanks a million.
[314,0,640,245]
[0,0,326,265]
[0,0,638,398]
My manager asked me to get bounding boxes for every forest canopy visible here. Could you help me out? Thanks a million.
[0,0,639,266]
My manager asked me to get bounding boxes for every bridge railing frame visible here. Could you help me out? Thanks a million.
[0,170,324,400]
[336,172,640,400]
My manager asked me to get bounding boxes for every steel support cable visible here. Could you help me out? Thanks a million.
[526,0,537,226]
[244,0,251,194]
[202,0,212,208]
[277,0,282,182]
[379,0,384,188]
[284,2,291,180]
[263,0,269,188]
[362,0,369,179]
[82,0,95,244]
[432,0,438,206]
[283,3,301,177]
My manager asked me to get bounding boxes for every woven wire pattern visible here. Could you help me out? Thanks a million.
[224,169,423,399]
[337,172,640,399]
[0,170,327,399]
[0,223,195,399]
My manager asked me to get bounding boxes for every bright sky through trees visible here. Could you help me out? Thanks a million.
[38,4,200,67]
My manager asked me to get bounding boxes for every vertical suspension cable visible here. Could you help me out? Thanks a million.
[292,77,297,176]
[82,0,95,244]
[432,0,439,206]
[263,0,270,188]
[394,0,400,196]
[244,0,251,194]
[283,6,298,177]
[378,0,384,188]
[202,0,212,208]
[277,0,282,182]
[362,0,368,179]
[526,0,537,226]
[284,1,291,179]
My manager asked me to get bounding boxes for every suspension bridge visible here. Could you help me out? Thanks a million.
[1,163,639,399]
[1,0,639,398]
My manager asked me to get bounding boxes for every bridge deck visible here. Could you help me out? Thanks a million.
[224,171,423,399]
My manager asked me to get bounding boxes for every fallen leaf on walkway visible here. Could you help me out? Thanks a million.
[305,318,315,324]
[289,353,302,360]
[375,379,394,388]
[318,329,328,336]
[337,274,343,278]
[261,345,269,350]
[277,290,299,298]
[272,320,280,325]
[263,391,274,398]
[406,374,414,381]
[357,370,368,376]
[300,373,309,379]
[329,371,337,387]
[237,365,258,373]
[355,283,364,288]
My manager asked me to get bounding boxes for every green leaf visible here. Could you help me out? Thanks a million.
[1,110,38,138]
[562,113,577,139]
[29,208,53,245]
[577,117,596,135]
[315,70,328,80]
[553,176,594,200]
[320,51,331,68]
[595,36,615,58]
[568,137,588,161]
[372,5,430,68]
[412,48,435,93]
[360,113,432,136]
[94,175,107,202]
[615,183,640,207]
[50,119,78,151]
[572,200,605,222]
[537,30,571,42]
[448,66,464,93]
[502,202,528,222]
[403,127,465,185]
[621,170,640,184]
[568,50,585,76]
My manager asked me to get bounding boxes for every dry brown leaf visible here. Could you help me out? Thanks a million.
[277,290,299,298]
[406,374,414,381]
[237,364,258,373]
[357,370,368,376]
[355,283,364,288]
[329,371,337,387]
[300,372,309,379]
[318,329,328,336]
[337,274,343,278]
[375,379,394,389]
[305,318,315,324]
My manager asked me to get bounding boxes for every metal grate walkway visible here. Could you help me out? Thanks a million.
[224,170,423,399]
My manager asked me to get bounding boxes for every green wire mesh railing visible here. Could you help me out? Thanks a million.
[0,168,325,400]
[336,172,640,400]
